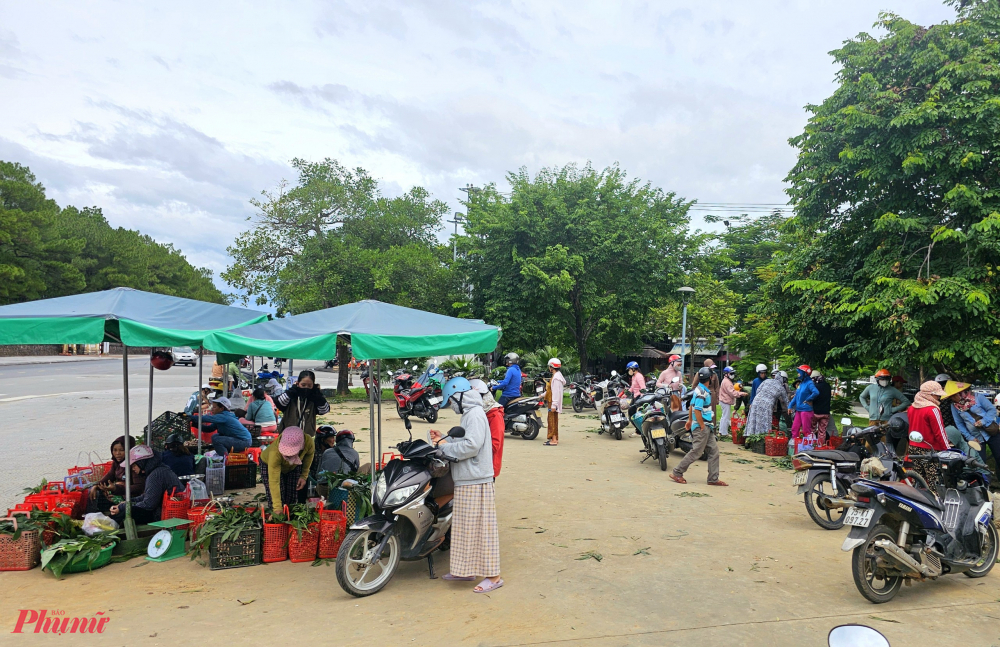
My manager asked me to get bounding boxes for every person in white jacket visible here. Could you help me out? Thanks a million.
[430,377,503,593]
[545,358,566,446]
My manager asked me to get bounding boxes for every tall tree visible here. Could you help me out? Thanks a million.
[461,163,694,370]
[765,1,1000,378]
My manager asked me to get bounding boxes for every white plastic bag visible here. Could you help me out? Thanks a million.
[82,512,119,536]
[188,477,209,501]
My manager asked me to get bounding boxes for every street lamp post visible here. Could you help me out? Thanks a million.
[677,286,695,382]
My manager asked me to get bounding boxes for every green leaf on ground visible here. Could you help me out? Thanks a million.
[633,547,651,556]
[576,551,603,562]
[676,491,711,497]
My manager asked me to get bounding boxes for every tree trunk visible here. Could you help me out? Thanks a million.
[337,335,351,395]
[572,297,588,374]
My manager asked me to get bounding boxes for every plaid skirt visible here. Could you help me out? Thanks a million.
[261,462,303,509]
[450,482,501,578]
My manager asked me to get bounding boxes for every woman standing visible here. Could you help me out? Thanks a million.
[906,381,951,486]
[260,425,315,510]
[626,361,645,399]
[430,377,502,593]
[276,370,330,437]
[744,370,790,438]
[544,358,566,446]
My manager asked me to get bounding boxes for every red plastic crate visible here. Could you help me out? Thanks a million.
[765,435,789,456]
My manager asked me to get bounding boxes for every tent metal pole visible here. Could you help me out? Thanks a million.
[376,359,382,464]
[368,359,376,472]
[122,347,136,539]
[197,347,203,455]
[146,349,154,446]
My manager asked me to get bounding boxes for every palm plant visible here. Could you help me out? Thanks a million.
[522,346,580,377]
[438,356,486,378]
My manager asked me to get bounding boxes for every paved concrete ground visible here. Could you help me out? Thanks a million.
[1,379,998,645]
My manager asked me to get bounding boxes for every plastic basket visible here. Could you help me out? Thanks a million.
[731,427,744,445]
[145,411,194,453]
[765,435,789,457]
[61,543,115,574]
[208,528,262,570]
[745,437,766,455]
[226,451,250,466]
[0,516,41,571]
[187,501,222,541]
[206,464,225,497]
[318,507,347,559]
[161,487,191,520]
[261,506,289,563]
[288,522,320,563]
[225,462,257,490]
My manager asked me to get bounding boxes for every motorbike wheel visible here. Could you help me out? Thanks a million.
[336,529,401,598]
[396,403,406,419]
[425,407,439,424]
[614,427,622,440]
[965,522,999,578]
[657,442,668,472]
[803,473,848,530]
[851,524,903,604]
[521,418,540,440]
[572,396,583,413]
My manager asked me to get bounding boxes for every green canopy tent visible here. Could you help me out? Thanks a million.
[0,287,268,538]
[203,300,500,469]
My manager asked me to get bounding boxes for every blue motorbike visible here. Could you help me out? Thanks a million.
[841,431,997,603]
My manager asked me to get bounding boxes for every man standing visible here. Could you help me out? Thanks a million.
[670,367,728,486]
[692,358,721,423]
[749,364,768,404]
[493,352,523,407]
[718,367,747,438]
[788,365,819,440]
[859,369,910,424]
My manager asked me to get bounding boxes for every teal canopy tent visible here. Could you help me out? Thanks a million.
[0,287,268,538]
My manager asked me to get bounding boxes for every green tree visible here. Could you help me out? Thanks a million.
[224,158,455,393]
[766,1,1000,379]
[645,272,739,352]
[461,163,694,370]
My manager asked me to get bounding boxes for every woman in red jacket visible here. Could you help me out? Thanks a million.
[907,381,951,485]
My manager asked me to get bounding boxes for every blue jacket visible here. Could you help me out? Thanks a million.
[197,410,252,444]
[749,376,765,404]
[791,376,820,412]
[161,451,196,477]
[952,393,998,443]
[495,364,523,399]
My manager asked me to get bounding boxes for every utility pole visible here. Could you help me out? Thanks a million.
[446,212,466,261]
[677,286,695,383]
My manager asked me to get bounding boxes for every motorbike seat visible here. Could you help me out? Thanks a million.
[880,481,942,510]
[668,411,687,423]
[804,450,859,463]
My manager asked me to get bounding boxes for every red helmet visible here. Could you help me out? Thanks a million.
[150,351,174,371]
[874,369,891,378]
[797,364,811,373]
[668,354,680,362]
[891,375,905,383]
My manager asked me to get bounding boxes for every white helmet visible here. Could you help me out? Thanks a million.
[755,364,767,373]
[468,378,490,395]
[547,358,561,369]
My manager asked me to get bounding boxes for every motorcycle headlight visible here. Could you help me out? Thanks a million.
[375,473,387,502]
[383,484,419,508]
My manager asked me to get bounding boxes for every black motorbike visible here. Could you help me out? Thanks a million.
[595,373,630,439]
[570,375,596,413]
[628,387,671,471]
[792,420,929,530]
[842,435,997,603]
[501,394,544,440]
[336,419,460,597]
[664,391,709,460]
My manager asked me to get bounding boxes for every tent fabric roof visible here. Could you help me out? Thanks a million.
[0,287,269,347]
[204,300,499,361]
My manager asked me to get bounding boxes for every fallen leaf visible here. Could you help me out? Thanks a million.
[576,551,603,562]
[149,633,158,638]
[633,547,651,556]
[237,599,255,606]
[177,606,189,609]
[869,616,901,624]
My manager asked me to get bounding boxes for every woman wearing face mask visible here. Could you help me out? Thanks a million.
[276,370,330,437]
[906,381,951,486]
[859,369,910,424]
[429,377,502,594]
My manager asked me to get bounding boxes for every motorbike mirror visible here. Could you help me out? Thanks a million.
[404,416,413,440]
[828,625,888,647]
[448,427,466,439]
[611,370,618,377]
[840,417,853,427]
[908,431,924,444]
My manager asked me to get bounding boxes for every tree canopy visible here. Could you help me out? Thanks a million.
[0,161,224,306]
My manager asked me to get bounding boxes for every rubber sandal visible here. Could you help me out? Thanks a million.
[442,574,475,581]
[707,480,729,487]
[543,441,554,446]
[474,578,504,593]
[669,473,687,484]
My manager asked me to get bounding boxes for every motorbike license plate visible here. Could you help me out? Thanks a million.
[792,471,808,486]
[610,414,624,422]
[650,428,667,439]
[427,396,442,405]
[844,507,874,528]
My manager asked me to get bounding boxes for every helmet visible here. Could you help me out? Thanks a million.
[669,355,681,363]
[697,366,713,380]
[891,375,905,383]
[797,364,811,374]
[934,373,951,384]
[504,352,519,365]
[129,445,155,463]
[317,424,336,434]
[772,369,788,381]
[165,433,184,446]
[336,429,355,441]
[442,377,473,404]
[626,361,639,370]
[874,369,891,378]
[810,370,823,379]
[887,412,908,440]
[151,350,174,371]
[468,378,490,395]
[723,366,735,374]
[547,358,562,369]
[755,364,767,373]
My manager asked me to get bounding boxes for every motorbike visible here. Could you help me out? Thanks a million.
[570,375,596,413]
[663,391,710,460]
[489,380,543,440]
[792,418,930,530]
[628,387,671,471]
[360,366,380,404]
[842,431,997,603]
[392,364,442,423]
[335,417,460,597]
[594,371,630,439]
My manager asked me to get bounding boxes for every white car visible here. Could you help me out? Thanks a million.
[170,346,198,367]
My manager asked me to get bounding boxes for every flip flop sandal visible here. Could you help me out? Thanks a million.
[474,578,504,593]
[707,480,729,487]
[442,574,476,582]
[668,473,687,484]
[543,441,556,446]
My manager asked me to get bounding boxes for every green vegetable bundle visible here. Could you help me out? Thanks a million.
[188,507,262,559]
[287,504,320,540]
[41,535,116,579]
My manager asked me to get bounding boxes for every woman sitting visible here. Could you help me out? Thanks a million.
[160,433,196,477]
[240,387,278,433]
[261,426,315,510]
[193,396,253,456]
[317,429,361,475]
[109,445,183,525]
[87,435,145,514]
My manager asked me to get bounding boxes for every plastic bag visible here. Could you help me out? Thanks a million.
[82,512,119,536]
[188,477,209,502]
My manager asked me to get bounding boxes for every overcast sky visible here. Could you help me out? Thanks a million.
[0,1,956,288]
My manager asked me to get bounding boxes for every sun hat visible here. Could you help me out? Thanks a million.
[211,396,233,411]
[278,426,305,465]
[942,380,971,399]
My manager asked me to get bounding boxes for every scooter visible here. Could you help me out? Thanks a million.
[360,366,380,404]
[392,364,441,423]
[842,431,997,603]
[497,391,544,440]
[335,418,460,597]
[570,375,596,413]
[594,372,630,439]
[629,387,671,471]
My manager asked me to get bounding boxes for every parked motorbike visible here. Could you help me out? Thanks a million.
[792,418,929,530]
[594,372,630,439]
[392,364,442,423]
[842,432,997,603]
[360,366,380,404]
[336,418,460,597]
[664,391,709,460]
[570,375,596,413]
[629,387,671,471]
[490,382,543,440]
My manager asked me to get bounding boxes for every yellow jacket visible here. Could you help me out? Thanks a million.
[260,434,315,509]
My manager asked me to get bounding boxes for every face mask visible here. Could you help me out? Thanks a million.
[449,393,464,414]
[877,379,889,387]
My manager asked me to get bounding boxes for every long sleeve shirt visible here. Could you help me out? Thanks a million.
[629,372,646,398]
[132,464,183,515]
[951,393,999,443]
[791,378,820,412]
[719,376,744,405]
[907,404,950,451]
[656,367,683,391]
[196,410,252,444]
[859,384,909,421]
[261,435,315,510]
[494,365,523,399]
[749,376,765,404]
[547,371,566,413]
